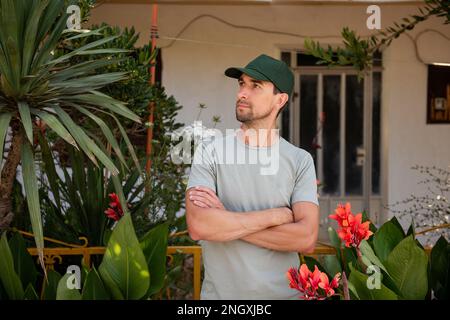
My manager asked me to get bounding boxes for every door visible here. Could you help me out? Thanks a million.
[280,52,383,241]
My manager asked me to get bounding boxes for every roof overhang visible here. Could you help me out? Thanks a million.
[102,0,424,5]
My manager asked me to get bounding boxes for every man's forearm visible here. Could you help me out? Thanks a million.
[241,220,316,253]
[187,205,292,242]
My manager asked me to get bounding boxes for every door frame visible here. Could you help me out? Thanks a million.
[288,61,384,224]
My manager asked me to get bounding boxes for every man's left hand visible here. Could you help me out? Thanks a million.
[188,186,225,210]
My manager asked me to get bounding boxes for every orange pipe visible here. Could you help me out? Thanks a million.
[145,4,158,176]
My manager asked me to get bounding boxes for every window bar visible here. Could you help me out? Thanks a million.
[363,71,373,216]
[340,73,346,198]
[317,74,324,187]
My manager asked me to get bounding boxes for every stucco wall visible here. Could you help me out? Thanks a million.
[90,3,450,230]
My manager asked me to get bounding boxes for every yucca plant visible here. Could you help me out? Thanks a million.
[0,0,141,267]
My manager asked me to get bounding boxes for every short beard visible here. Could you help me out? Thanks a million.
[235,101,272,123]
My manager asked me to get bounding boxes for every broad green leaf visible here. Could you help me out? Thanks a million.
[8,232,37,289]
[56,274,82,300]
[81,268,110,300]
[373,219,405,263]
[18,101,33,144]
[302,255,326,274]
[140,222,169,296]
[348,265,398,300]
[429,236,449,300]
[42,270,62,300]
[21,142,44,269]
[328,227,342,263]
[322,255,342,279]
[343,247,358,275]
[0,233,24,300]
[385,235,428,300]
[99,213,150,300]
[389,216,406,237]
[359,240,389,275]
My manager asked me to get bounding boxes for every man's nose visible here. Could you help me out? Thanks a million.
[238,87,249,100]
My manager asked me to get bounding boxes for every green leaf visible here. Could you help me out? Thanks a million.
[429,236,449,300]
[20,141,44,268]
[359,240,390,275]
[328,227,342,263]
[74,105,128,170]
[343,247,358,275]
[53,105,119,175]
[406,220,416,239]
[18,101,33,144]
[71,92,141,123]
[302,255,326,274]
[42,270,62,300]
[37,133,62,209]
[8,232,38,289]
[23,283,39,300]
[373,219,405,263]
[140,222,169,296]
[81,267,110,300]
[56,273,82,300]
[385,235,428,300]
[0,112,12,171]
[48,35,122,66]
[0,233,24,300]
[348,265,398,300]
[322,255,342,279]
[98,213,150,300]
[32,109,77,148]
[22,0,49,77]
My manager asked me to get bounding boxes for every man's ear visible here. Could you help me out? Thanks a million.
[277,93,289,109]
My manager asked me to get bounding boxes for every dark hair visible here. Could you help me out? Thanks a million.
[273,86,281,95]
[273,86,288,118]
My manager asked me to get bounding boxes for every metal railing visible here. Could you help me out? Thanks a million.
[21,230,336,300]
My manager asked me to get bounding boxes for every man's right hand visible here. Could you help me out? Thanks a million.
[272,207,294,225]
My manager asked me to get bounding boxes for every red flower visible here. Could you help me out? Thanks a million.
[319,272,341,297]
[104,193,124,221]
[286,264,340,300]
[329,203,373,248]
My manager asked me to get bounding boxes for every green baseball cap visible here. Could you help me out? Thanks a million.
[225,54,294,97]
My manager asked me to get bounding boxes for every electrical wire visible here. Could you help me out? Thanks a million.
[159,13,376,49]
[404,29,450,64]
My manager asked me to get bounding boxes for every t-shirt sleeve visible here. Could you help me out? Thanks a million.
[290,151,319,206]
[186,141,217,192]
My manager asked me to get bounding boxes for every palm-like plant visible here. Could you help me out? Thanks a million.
[0,0,141,267]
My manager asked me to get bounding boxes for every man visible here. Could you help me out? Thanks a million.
[185,54,319,300]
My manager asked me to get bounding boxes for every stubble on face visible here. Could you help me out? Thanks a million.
[235,99,273,123]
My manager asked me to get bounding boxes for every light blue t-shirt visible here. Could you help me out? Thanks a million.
[187,130,318,299]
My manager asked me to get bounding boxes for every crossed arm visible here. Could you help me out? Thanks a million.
[185,186,319,253]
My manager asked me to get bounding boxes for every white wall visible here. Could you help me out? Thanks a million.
[90,3,450,228]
